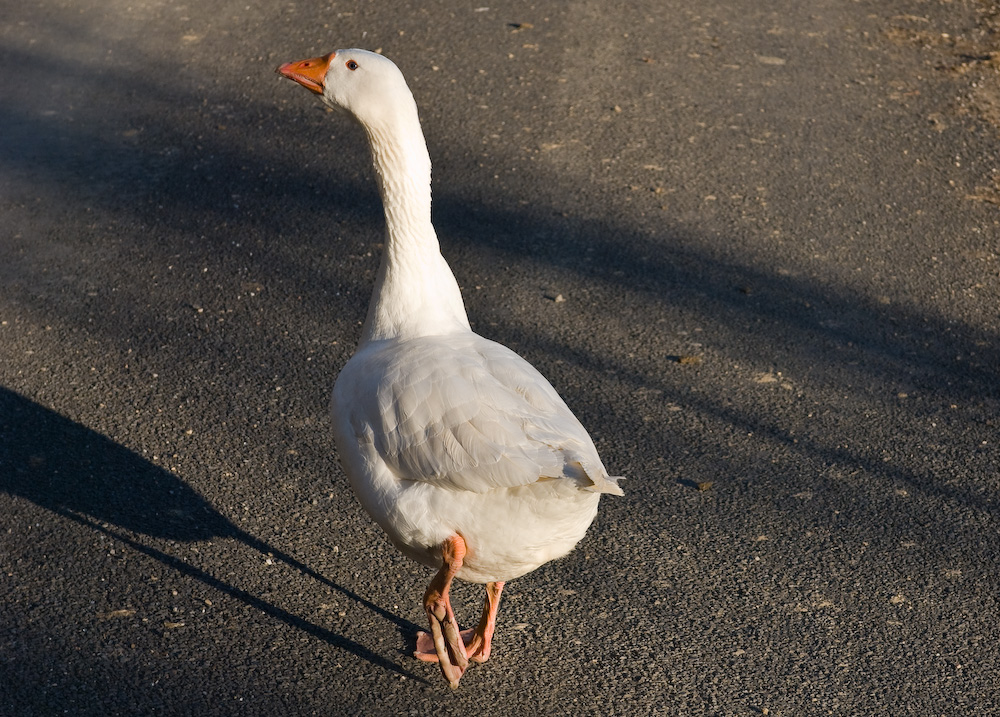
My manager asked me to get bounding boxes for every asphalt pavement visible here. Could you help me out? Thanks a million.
[2,0,999,715]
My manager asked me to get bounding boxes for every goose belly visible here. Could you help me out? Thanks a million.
[332,421,600,582]
[393,478,602,583]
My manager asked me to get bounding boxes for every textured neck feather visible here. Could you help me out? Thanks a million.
[358,110,470,346]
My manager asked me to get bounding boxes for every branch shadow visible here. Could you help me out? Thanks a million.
[2,23,997,533]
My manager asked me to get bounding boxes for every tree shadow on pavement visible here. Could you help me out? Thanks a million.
[2,28,998,552]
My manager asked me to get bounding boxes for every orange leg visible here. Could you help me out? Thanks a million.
[415,535,470,688]
[417,581,505,665]
[413,536,509,686]
[463,580,505,663]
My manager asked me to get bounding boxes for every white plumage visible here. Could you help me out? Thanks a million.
[333,332,621,582]
[277,48,622,687]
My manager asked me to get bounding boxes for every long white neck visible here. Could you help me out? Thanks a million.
[357,107,470,346]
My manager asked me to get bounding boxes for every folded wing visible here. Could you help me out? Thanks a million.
[341,334,624,496]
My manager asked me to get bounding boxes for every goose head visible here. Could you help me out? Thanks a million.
[277,49,417,131]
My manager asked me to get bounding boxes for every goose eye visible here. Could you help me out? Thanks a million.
[346,60,359,71]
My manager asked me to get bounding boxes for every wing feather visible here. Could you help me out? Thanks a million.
[336,333,622,494]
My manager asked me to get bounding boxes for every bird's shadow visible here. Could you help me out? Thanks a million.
[0,386,427,683]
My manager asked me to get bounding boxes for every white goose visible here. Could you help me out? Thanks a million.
[277,49,623,688]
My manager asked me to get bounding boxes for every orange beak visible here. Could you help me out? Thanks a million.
[276,52,335,95]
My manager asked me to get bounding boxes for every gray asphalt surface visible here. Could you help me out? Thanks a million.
[2,0,999,715]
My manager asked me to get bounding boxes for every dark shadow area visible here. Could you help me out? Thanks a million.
[0,387,426,682]
[3,82,997,413]
[1,387,228,541]
[491,311,998,519]
[0,33,995,408]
